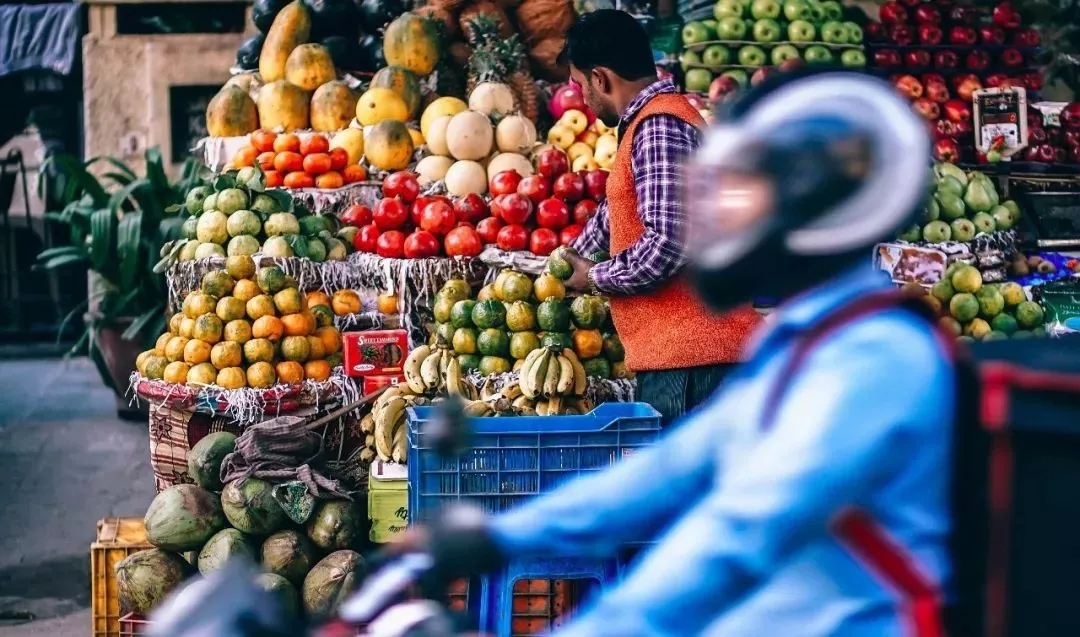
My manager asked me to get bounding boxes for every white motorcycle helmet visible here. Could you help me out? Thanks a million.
[683,67,931,311]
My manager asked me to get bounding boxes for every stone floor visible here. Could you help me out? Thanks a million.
[0,357,156,636]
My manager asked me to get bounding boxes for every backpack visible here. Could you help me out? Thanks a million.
[763,289,1080,637]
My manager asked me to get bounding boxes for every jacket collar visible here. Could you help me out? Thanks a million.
[617,77,680,138]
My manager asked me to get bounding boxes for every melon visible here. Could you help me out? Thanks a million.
[284,44,336,91]
[445,160,488,196]
[187,431,236,491]
[469,82,516,117]
[421,96,467,139]
[205,86,259,138]
[486,153,533,182]
[371,66,422,118]
[257,80,310,132]
[446,111,494,161]
[495,115,538,153]
[365,120,415,171]
[310,81,358,132]
[355,87,409,126]
[416,155,454,185]
[426,115,453,156]
[382,14,440,77]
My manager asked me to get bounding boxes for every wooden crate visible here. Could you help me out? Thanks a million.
[92,518,153,637]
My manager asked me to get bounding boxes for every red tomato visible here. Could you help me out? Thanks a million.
[536,198,570,229]
[496,224,529,252]
[476,217,504,244]
[382,171,420,203]
[404,230,440,258]
[560,223,584,246]
[490,170,523,196]
[373,198,409,230]
[420,199,457,235]
[573,199,599,226]
[376,230,406,258]
[454,193,489,223]
[328,148,349,172]
[529,228,560,256]
[493,193,532,226]
[517,175,551,205]
[444,226,483,257]
[354,223,381,253]
[340,203,373,228]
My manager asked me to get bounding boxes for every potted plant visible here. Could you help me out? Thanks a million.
[35,146,208,417]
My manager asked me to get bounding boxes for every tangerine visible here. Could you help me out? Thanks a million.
[233,146,258,168]
[251,129,278,153]
[304,359,332,382]
[179,317,196,338]
[256,151,276,171]
[224,319,253,343]
[164,336,190,362]
[377,292,398,315]
[183,292,218,319]
[168,313,184,334]
[273,133,301,153]
[246,361,277,388]
[331,289,362,316]
[302,153,332,175]
[187,362,218,386]
[284,172,315,189]
[243,338,276,364]
[315,326,342,354]
[328,148,349,171]
[246,294,277,320]
[275,361,305,385]
[216,296,248,321]
[156,332,172,353]
[310,304,335,328]
[300,135,330,155]
[572,329,603,359]
[342,165,367,184]
[306,335,327,360]
[252,315,285,341]
[533,273,566,301]
[233,279,260,302]
[183,339,212,364]
[306,291,332,308]
[281,313,313,336]
[264,170,284,188]
[143,355,168,380]
[211,341,243,368]
[163,361,191,384]
[216,366,247,389]
[274,151,303,173]
[315,171,344,189]
[280,335,311,362]
[136,350,155,375]
[274,287,305,314]
[192,314,224,344]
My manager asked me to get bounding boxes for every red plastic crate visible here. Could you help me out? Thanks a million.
[447,577,584,636]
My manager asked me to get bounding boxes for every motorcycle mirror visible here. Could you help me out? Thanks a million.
[427,395,472,459]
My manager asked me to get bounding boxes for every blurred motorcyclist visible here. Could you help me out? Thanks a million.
[393,67,954,636]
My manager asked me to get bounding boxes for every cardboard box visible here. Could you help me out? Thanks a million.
[342,330,409,377]
[368,460,408,544]
[363,374,405,394]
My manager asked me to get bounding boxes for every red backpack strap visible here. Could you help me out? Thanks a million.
[759,289,955,432]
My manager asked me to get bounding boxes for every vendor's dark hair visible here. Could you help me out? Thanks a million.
[558,10,656,81]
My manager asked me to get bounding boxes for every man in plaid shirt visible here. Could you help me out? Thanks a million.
[559,10,760,423]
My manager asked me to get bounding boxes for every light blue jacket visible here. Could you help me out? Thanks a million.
[488,266,955,636]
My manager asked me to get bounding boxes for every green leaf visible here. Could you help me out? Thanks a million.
[265,189,294,212]
[164,203,183,214]
[89,208,116,273]
[38,253,86,270]
[87,334,118,393]
[117,213,143,290]
[214,173,237,192]
[36,245,83,260]
[285,233,310,258]
[123,304,165,341]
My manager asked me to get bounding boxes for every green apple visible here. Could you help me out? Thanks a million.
[818,0,843,20]
[680,50,703,71]
[771,43,801,65]
[682,21,711,46]
[685,68,714,93]
[701,44,732,68]
[840,49,866,67]
[808,1,825,20]
[782,0,812,21]
[752,18,781,42]
[843,21,864,43]
[713,0,744,19]
[737,44,768,67]
[715,16,748,39]
[750,0,781,20]
[787,19,815,42]
[722,69,750,87]
[820,21,849,44]
[702,19,718,36]
[803,44,833,63]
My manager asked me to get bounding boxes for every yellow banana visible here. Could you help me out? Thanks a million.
[542,351,561,397]
[500,382,523,401]
[375,397,406,461]
[438,348,452,378]
[420,349,442,391]
[547,395,563,415]
[464,400,494,417]
[359,413,375,433]
[563,348,588,396]
[445,356,464,397]
[535,400,549,416]
[528,351,551,400]
[391,425,407,463]
[480,378,496,400]
[518,349,545,398]
[403,345,430,394]
[359,447,377,463]
[364,433,375,447]
[555,355,574,395]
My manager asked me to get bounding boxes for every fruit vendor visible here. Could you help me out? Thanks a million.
[555,9,760,423]
[394,70,954,636]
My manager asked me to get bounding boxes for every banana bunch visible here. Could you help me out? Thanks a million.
[358,385,431,464]
[463,379,594,417]
[519,347,587,400]
[403,343,473,397]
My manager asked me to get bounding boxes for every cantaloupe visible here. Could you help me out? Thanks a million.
[444,161,488,196]
[383,14,440,77]
[365,120,414,171]
[426,115,453,156]
[355,87,410,127]
[257,80,310,132]
[371,66,422,118]
[468,82,516,117]
[494,115,537,154]
[445,111,494,161]
[486,153,533,182]
[420,97,467,140]
[284,44,337,92]
[206,86,259,138]
[415,155,454,185]
[310,81,357,132]
[259,1,312,83]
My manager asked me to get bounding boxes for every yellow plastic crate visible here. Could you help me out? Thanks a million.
[92,517,153,637]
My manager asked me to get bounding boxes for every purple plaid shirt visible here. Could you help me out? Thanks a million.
[572,77,703,296]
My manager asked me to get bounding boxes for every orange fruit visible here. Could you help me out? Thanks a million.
[305,359,332,382]
[187,362,218,386]
[164,336,190,362]
[315,171,344,189]
[306,290,332,308]
[178,317,195,338]
[306,335,327,360]
[273,287,305,315]
[342,165,367,184]
[273,133,300,153]
[243,338,275,364]
[168,313,184,335]
[233,146,258,168]
[252,315,285,341]
[328,148,349,171]
[163,361,191,384]
[264,170,284,188]
[331,289,362,316]
[251,129,277,153]
[224,319,253,344]
[183,339,212,364]
[284,172,315,189]
[191,314,224,344]
[303,153,332,175]
[315,326,342,354]
[155,332,172,353]
[280,335,311,362]
[281,313,313,336]
[256,151,276,171]
[246,294,277,320]
[377,292,398,315]
[275,361,305,385]
[572,329,603,359]
[300,135,330,155]
[210,341,243,368]
[274,151,303,173]
[246,361,277,388]
[216,366,247,389]
[233,279,260,302]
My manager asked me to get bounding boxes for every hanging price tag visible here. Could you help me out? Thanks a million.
[972,87,1029,159]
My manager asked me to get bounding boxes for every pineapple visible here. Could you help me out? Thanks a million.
[466,14,540,122]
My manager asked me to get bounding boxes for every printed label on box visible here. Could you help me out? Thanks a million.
[342,330,409,377]
[364,374,405,394]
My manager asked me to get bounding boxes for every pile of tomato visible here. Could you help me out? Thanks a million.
[232,130,367,190]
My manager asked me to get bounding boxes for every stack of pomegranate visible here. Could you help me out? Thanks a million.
[868,0,1042,163]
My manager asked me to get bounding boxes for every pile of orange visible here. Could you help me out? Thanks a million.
[231,130,367,190]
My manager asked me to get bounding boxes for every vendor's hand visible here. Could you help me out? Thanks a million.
[564,251,598,291]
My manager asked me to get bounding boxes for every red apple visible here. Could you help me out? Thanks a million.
[913,99,940,120]
[956,77,983,102]
[992,2,1021,29]
[1071,146,1080,164]
[1063,130,1080,148]
[923,73,947,87]
[490,170,523,196]
[552,173,586,203]
[583,170,608,200]
[926,82,950,103]
[953,120,973,136]
[933,138,961,162]
[894,75,924,99]
[1021,72,1043,91]
[1012,28,1040,47]
[549,84,586,120]
[933,50,959,69]
[914,4,941,23]
[874,49,903,67]
[708,76,741,102]
[1029,127,1049,144]
[1001,48,1024,67]
[918,25,942,46]
[890,24,915,45]
[906,50,932,67]
[1060,103,1080,130]
[573,199,599,225]
[934,119,959,139]
[984,73,1008,88]
[517,174,551,205]
[944,99,972,122]
[1055,146,1068,163]
[866,21,886,42]
[898,0,920,7]
[948,26,976,45]
[1036,144,1057,162]
[536,148,570,179]
[949,6,977,25]
[979,25,1006,45]
[751,68,774,87]
[879,1,908,24]
[454,193,488,224]
[966,50,991,71]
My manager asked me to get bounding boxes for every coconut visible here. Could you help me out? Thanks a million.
[197,528,257,575]
[187,432,236,491]
[302,550,366,618]
[261,530,319,586]
[144,484,228,552]
[306,500,365,552]
[116,549,194,615]
[256,572,302,618]
[221,478,289,536]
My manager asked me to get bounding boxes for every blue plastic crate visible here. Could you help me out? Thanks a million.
[406,402,662,520]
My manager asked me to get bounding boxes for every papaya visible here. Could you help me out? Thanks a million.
[284,43,337,92]
[257,80,310,132]
[382,14,440,77]
[370,66,421,118]
[364,120,414,171]
[355,87,409,126]
[205,86,259,138]
[260,1,312,83]
[225,71,264,99]
[310,81,357,132]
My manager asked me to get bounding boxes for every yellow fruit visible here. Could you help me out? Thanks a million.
[284,43,336,91]
[247,294,277,320]
[211,341,243,369]
[246,361,277,389]
[275,360,305,384]
[216,296,248,322]
[281,313,313,336]
[533,273,566,301]
[202,270,236,297]
[331,289,362,316]
[192,314,224,344]
[377,292,398,315]
[226,255,257,280]
[304,359,332,382]
[224,319,253,344]
[168,313,184,334]
[183,339,212,365]
[310,80,358,132]
[257,80,310,132]
[243,338,276,364]
[280,335,311,362]
[179,317,196,338]
[259,0,312,82]
[355,87,409,126]
[256,266,287,294]
[306,290,332,308]
[421,96,467,140]
[252,315,286,342]
[364,120,414,171]
[164,336,191,362]
[274,287,305,314]
[315,326,341,354]
[136,350,155,375]
[155,332,172,353]
[382,13,439,76]
[187,362,218,386]
[371,66,422,117]
[233,279,261,302]
[572,329,603,359]
[143,355,168,380]
[330,128,364,165]
[306,335,326,360]
[216,367,247,390]
[163,361,191,384]
[183,292,217,319]
[205,85,259,138]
